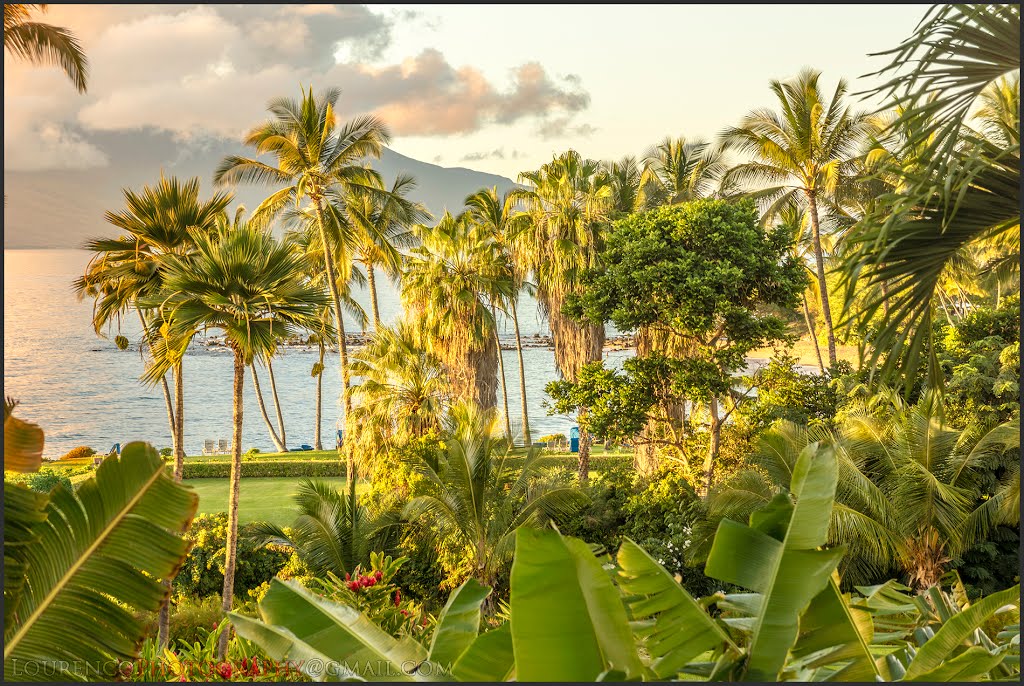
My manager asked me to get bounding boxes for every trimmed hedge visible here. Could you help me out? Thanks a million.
[179,459,345,479]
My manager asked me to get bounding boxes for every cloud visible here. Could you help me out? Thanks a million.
[4,5,592,171]
[536,117,598,139]
[460,148,525,162]
[3,123,109,171]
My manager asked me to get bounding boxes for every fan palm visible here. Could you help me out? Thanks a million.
[513,150,613,480]
[464,186,534,445]
[402,212,514,411]
[4,4,88,92]
[699,399,1019,589]
[349,320,449,447]
[402,401,588,590]
[640,136,724,207]
[214,86,389,424]
[842,4,1020,391]
[143,218,328,658]
[247,478,401,578]
[720,69,869,366]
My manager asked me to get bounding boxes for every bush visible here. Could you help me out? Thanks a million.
[172,513,291,599]
[159,447,172,457]
[179,459,343,479]
[4,469,73,493]
[538,433,567,444]
[60,446,96,461]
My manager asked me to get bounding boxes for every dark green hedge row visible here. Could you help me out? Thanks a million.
[179,459,345,479]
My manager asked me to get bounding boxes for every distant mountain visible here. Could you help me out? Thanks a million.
[3,129,515,248]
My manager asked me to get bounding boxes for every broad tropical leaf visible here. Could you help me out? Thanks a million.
[510,527,643,681]
[616,537,738,678]
[705,443,846,681]
[230,578,450,681]
[451,623,514,682]
[3,442,197,681]
[2,482,48,631]
[3,397,44,473]
[428,578,490,667]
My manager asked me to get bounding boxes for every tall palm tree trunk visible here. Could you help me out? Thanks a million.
[806,191,838,366]
[251,365,286,452]
[311,197,355,501]
[511,303,531,446]
[314,343,325,451]
[267,357,286,450]
[802,293,826,374]
[136,307,178,454]
[218,348,245,659]
[366,261,381,331]
[493,307,512,441]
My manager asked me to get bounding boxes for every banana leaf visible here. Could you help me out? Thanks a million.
[230,578,450,681]
[705,443,846,681]
[428,578,490,667]
[3,443,197,681]
[452,623,514,682]
[3,399,44,473]
[616,537,739,679]
[510,527,643,681]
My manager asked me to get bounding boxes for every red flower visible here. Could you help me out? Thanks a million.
[215,662,232,680]
[400,609,409,617]
[344,572,351,581]
[241,658,249,672]
[393,590,401,607]
[374,570,383,581]
[347,581,359,592]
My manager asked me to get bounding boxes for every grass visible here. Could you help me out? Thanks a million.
[184,476,362,527]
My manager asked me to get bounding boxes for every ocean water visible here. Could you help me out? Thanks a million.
[4,249,630,458]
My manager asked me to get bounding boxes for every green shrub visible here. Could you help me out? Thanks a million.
[60,445,96,461]
[172,513,291,599]
[179,459,343,479]
[538,433,567,444]
[4,469,73,493]
[159,447,172,457]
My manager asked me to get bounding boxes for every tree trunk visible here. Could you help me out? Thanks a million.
[218,348,245,659]
[493,307,512,442]
[136,307,177,450]
[314,343,325,451]
[251,365,286,452]
[702,396,722,498]
[805,191,837,366]
[267,357,286,450]
[511,303,531,446]
[577,418,592,484]
[174,363,185,474]
[312,196,355,502]
[802,293,826,374]
[366,261,381,331]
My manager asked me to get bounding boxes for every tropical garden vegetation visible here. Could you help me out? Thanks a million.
[3,3,1019,682]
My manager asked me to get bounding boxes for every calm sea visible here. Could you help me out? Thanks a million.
[4,249,632,458]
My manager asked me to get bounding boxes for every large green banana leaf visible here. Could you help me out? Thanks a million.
[790,575,881,681]
[3,443,197,681]
[705,443,846,681]
[230,578,451,681]
[616,537,739,679]
[427,577,490,667]
[451,623,514,682]
[510,527,643,681]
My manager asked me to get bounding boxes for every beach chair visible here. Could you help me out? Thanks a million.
[203,439,215,455]
[218,439,229,454]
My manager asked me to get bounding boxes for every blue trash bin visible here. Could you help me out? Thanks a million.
[569,427,580,453]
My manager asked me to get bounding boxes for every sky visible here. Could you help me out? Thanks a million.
[4,4,930,180]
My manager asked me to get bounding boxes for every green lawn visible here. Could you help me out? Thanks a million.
[184,477,362,527]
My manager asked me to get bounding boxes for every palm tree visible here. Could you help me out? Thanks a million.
[842,5,1019,389]
[697,400,1019,589]
[349,320,449,447]
[720,69,869,366]
[402,401,588,593]
[774,202,827,372]
[346,173,429,330]
[402,212,514,411]
[307,304,336,451]
[144,218,327,658]
[602,156,646,216]
[74,175,231,482]
[513,150,613,481]
[214,86,389,428]
[4,4,88,92]
[640,136,724,207]
[464,186,534,446]
[247,478,401,578]
[251,351,288,453]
